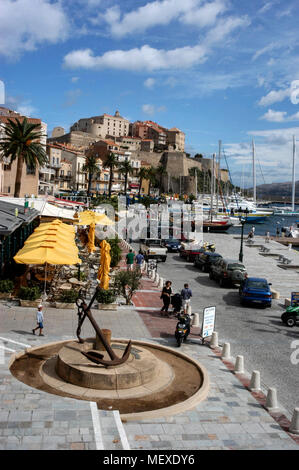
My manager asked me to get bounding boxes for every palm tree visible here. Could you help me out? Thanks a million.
[146,166,158,196]
[82,150,101,196]
[137,167,148,196]
[103,152,119,197]
[119,160,134,193]
[0,117,47,197]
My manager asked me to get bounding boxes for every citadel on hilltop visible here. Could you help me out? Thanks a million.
[0,107,229,197]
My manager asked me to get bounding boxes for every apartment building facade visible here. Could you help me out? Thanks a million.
[0,108,47,197]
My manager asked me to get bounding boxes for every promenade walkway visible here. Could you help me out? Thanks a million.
[0,244,298,450]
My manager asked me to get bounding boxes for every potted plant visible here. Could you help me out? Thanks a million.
[0,279,14,299]
[19,286,42,307]
[113,268,142,305]
[55,289,79,309]
[96,288,117,310]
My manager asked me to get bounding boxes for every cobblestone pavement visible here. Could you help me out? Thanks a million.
[0,251,299,449]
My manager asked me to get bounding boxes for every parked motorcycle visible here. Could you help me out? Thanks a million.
[175,313,191,347]
[202,242,216,252]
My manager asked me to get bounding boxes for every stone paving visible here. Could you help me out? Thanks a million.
[0,245,299,450]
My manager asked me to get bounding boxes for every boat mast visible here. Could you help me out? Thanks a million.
[252,139,256,204]
[216,140,221,212]
[292,135,296,211]
[210,153,216,221]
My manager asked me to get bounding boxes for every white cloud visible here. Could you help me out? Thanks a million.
[71,77,80,83]
[180,0,227,27]
[252,43,277,62]
[204,15,250,46]
[142,104,166,115]
[63,44,208,71]
[102,0,200,37]
[258,87,291,106]
[260,109,299,123]
[16,101,37,117]
[144,78,156,88]
[63,11,249,73]
[142,104,155,115]
[258,2,274,14]
[0,0,69,58]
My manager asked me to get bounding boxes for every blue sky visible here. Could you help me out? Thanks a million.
[1,0,299,187]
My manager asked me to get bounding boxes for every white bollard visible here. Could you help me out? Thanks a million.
[155,273,160,284]
[191,312,200,327]
[158,278,164,289]
[186,304,192,316]
[249,370,261,391]
[265,388,279,411]
[288,243,292,251]
[221,342,231,360]
[289,408,299,435]
[210,331,219,348]
[234,355,244,374]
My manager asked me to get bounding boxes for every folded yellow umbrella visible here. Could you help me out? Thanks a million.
[14,243,81,265]
[87,222,96,253]
[97,240,111,290]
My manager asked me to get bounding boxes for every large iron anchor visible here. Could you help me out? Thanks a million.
[76,289,131,367]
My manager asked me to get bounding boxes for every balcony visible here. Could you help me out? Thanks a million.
[39,166,55,175]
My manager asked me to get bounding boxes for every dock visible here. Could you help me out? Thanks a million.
[270,236,299,247]
[203,233,299,301]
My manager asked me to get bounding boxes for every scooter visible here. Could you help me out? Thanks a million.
[202,242,216,252]
[175,312,191,347]
[281,305,299,327]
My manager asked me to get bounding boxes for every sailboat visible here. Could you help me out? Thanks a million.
[273,136,299,216]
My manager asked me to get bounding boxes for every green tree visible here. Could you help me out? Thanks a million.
[119,160,134,193]
[137,167,149,196]
[113,268,142,305]
[0,117,47,197]
[82,149,101,196]
[103,152,119,197]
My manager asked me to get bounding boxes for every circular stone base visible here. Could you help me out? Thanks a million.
[56,339,162,390]
[9,338,209,420]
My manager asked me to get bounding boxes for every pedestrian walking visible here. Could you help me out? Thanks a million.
[276,225,280,237]
[160,281,172,316]
[32,305,44,336]
[135,251,144,270]
[126,249,135,271]
[181,283,192,314]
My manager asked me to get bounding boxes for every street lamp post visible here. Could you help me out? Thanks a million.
[239,208,249,263]
[239,218,245,263]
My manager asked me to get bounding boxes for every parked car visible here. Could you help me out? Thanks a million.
[194,252,223,272]
[209,258,247,287]
[239,277,272,307]
[281,305,299,327]
[139,239,167,262]
[179,243,205,262]
[162,238,182,252]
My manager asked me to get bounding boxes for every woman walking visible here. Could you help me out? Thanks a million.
[160,280,172,317]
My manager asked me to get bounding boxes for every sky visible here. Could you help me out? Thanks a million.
[1,0,299,188]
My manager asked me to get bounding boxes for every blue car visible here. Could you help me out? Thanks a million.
[162,238,182,252]
[239,277,272,307]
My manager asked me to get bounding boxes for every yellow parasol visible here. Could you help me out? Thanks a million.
[76,211,114,226]
[97,240,111,290]
[87,222,96,253]
[14,242,81,265]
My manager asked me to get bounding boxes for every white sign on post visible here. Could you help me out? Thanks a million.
[202,306,216,342]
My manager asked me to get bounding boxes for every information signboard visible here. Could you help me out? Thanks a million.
[201,306,216,342]
[291,292,299,306]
